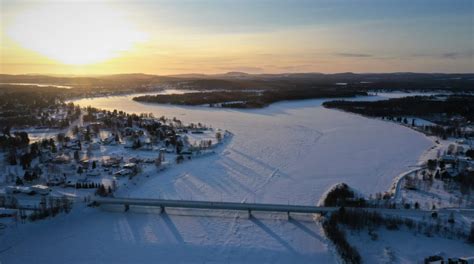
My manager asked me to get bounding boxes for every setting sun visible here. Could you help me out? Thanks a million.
[5,2,147,65]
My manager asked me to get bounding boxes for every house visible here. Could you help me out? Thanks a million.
[101,135,116,145]
[441,155,457,164]
[53,153,71,164]
[123,163,138,174]
[102,156,121,167]
[424,255,443,264]
[459,257,474,264]
[47,177,65,186]
[114,169,133,177]
[123,162,137,169]
[79,158,90,168]
[31,185,51,195]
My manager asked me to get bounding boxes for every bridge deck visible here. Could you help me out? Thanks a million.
[94,197,338,214]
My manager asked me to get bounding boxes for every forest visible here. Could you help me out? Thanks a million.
[133,87,367,108]
[323,95,474,122]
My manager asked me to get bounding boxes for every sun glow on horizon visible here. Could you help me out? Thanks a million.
[6,2,148,65]
[1,1,472,74]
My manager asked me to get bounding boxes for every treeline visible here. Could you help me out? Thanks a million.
[133,87,367,108]
[0,131,29,150]
[322,212,361,264]
[0,195,73,222]
[322,183,367,207]
[323,95,474,122]
[0,86,81,129]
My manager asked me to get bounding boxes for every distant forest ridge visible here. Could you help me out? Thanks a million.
[1,72,473,92]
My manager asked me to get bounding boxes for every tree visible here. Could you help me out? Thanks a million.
[16,177,23,186]
[132,139,141,149]
[468,224,474,244]
[20,153,32,169]
[176,141,183,154]
[57,133,65,143]
[427,159,437,171]
[85,128,91,142]
[24,171,32,182]
[30,142,39,157]
[439,160,445,170]
[466,149,474,159]
[49,138,55,150]
[448,212,455,224]
[96,184,107,197]
[51,143,57,153]
[72,125,79,136]
[2,126,11,136]
[8,149,17,165]
[216,132,222,142]
[31,171,38,181]
[74,150,80,161]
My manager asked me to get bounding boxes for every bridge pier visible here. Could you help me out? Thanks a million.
[248,209,252,219]
[124,204,130,212]
[160,205,165,214]
[287,211,291,220]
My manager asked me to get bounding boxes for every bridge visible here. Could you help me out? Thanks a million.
[93,197,465,221]
[93,197,339,216]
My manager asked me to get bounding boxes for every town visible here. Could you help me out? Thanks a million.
[0,100,230,222]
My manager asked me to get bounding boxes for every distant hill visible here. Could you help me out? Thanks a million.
[1,72,473,92]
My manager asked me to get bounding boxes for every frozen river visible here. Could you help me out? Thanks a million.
[72,93,434,205]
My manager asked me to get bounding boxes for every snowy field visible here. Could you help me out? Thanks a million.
[1,94,444,263]
[346,228,474,264]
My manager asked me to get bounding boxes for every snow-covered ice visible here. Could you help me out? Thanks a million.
[0,207,336,263]
[72,95,434,205]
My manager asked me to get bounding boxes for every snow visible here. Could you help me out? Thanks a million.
[346,228,474,263]
[1,94,437,263]
[0,206,336,263]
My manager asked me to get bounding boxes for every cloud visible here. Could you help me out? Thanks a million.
[440,51,473,60]
[334,52,373,58]
[410,50,473,60]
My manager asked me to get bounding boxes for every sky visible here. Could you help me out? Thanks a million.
[1,0,473,75]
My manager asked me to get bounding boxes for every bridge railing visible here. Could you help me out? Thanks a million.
[93,197,339,214]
